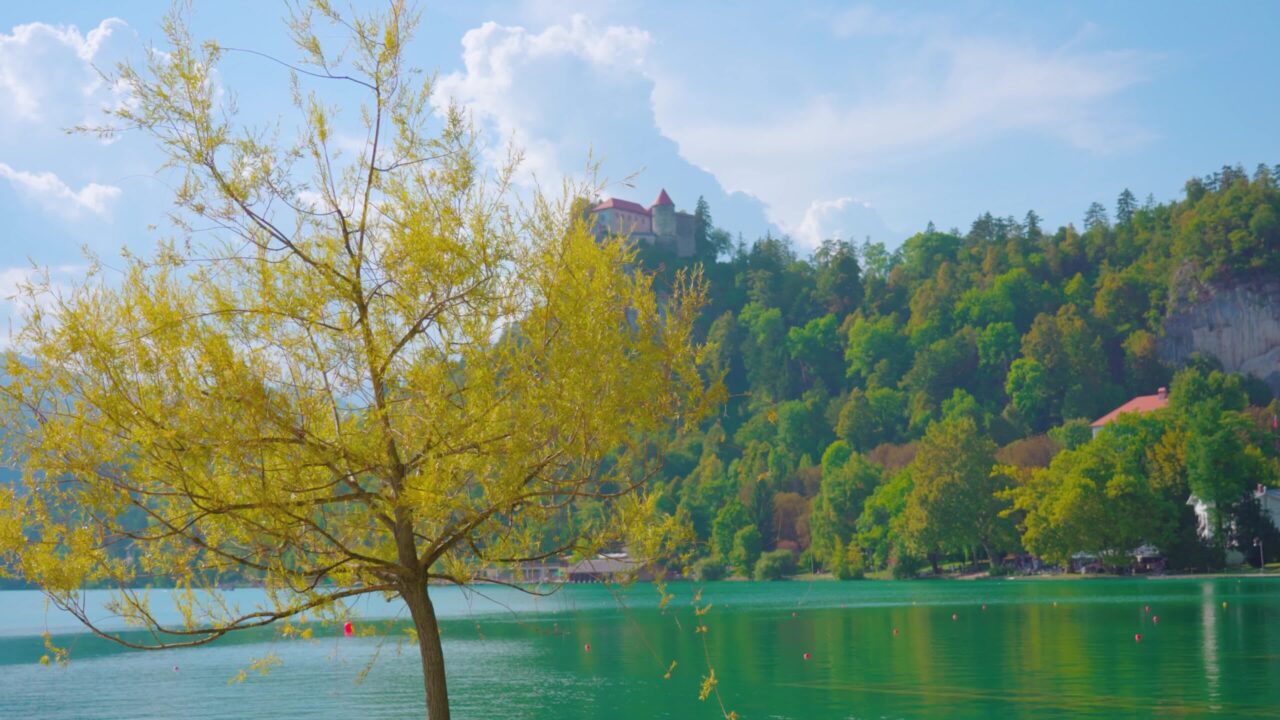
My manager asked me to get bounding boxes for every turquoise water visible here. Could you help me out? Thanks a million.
[1,578,1278,718]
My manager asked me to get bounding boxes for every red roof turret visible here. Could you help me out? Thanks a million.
[651,189,674,207]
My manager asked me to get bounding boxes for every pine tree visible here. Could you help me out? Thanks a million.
[1116,188,1137,226]
[1024,210,1042,237]
[1083,201,1109,231]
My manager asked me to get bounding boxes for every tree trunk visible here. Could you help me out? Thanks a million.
[403,580,450,720]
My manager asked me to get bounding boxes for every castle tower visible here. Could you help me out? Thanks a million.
[650,188,676,238]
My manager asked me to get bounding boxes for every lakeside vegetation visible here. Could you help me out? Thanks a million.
[619,166,1280,581]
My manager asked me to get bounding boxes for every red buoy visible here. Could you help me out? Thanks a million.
[1152,616,1159,624]
[1143,605,1150,613]
[802,652,811,661]
[1134,633,1142,642]
[893,628,900,636]
[343,621,353,637]
[584,643,591,652]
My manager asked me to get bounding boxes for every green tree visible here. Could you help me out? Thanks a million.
[900,418,1011,568]
[711,501,751,559]
[775,392,832,462]
[753,549,797,580]
[787,314,844,390]
[1116,188,1137,226]
[1048,419,1093,451]
[739,303,789,402]
[1005,413,1182,567]
[836,386,907,451]
[845,315,910,387]
[977,322,1019,372]
[694,195,712,254]
[0,7,711,718]
[1019,305,1116,425]
[855,470,912,568]
[1170,369,1270,546]
[809,442,881,562]
[813,239,863,315]
[730,525,763,576]
[1084,201,1110,231]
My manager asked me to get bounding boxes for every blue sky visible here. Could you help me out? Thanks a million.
[2,1,1279,344]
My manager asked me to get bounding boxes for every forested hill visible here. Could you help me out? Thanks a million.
[625,163,1280,578]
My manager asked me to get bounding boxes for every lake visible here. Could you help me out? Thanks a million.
[1,578,1278,718]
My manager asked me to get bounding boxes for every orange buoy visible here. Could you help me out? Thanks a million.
[892,628,900,636]
[343,621,354,637]
[584,643,591,652]
[1134,633,1142,642]
[802,652,811,661]
[1222,601,1228,609]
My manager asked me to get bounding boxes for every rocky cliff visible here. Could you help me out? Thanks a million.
[1159,275,1280,393]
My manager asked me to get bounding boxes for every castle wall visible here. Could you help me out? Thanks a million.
[594,208,651,236]
[652,204,675,237]
[674,212,696,257]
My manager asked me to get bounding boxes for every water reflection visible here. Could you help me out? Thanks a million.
[0,578,1277,719]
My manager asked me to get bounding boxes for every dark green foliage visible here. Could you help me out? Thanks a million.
[730,525,762,577]
[634,167,1280,577]
[1048,419,1092,451]
[890,552,923,579]
[1230,497,1280,567]
[753,549,797,580]
[693,556,727,581]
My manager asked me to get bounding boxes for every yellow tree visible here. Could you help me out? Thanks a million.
[0,4,713,719]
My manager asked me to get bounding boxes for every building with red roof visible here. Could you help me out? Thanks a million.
[1089,387,1169,438]
[589,188,696,257]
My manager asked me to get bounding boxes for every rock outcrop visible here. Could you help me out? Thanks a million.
[1159,275,1280,393]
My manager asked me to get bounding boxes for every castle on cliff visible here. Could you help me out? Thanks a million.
[590,189,696,258]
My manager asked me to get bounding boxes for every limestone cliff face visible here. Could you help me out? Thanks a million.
[1158,276,1280,392]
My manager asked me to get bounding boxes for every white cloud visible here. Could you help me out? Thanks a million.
[436,6,1150,251]
[0,18,131,126]
[652,13,1153,244]
[436,14,774,238]
[794,196,892,248]
[0,162,122,217]
[436,15,652,184]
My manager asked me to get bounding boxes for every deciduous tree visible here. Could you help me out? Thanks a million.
[0,6,711,718]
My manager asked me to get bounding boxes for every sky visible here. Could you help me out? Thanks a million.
[2,1,1279,345]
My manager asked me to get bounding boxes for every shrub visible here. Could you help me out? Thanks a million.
[730,525,762,577]
[831,537,849,579]
[693,556,726,581]
[987,563,1013,577]
[835,539,866,580]
[754,549,797,581]
[890,552,922,580]
[797,547,817,574]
